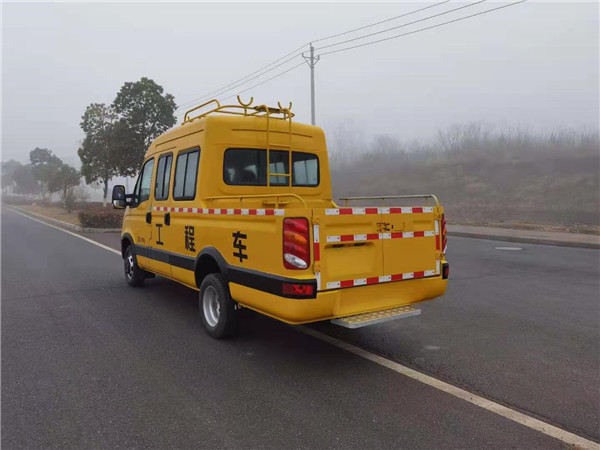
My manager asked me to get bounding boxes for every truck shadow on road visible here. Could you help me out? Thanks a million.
[138,274,423,368]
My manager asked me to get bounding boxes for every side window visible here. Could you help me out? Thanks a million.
[135,158,155,205]
[173,149,200,200]
[154,153,173,201]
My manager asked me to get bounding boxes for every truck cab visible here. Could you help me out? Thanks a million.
[112,97,448,338]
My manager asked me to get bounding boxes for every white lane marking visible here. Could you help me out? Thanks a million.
[495,247,523,251]
[299,327,600,450]
[7,208,121,256]
[10,207,600,449]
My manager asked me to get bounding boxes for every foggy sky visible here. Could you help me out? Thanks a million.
[2,1,598,165]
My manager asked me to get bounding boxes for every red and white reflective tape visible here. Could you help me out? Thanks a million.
[325,269,437,290]
[313,224,320,262]
[313,224,321,291]
[326,230,435,243]
[325,206,434,216]
[153,206,284,216]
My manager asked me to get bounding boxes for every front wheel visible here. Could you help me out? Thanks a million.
[124,246,145,287]
[199,274,237,339]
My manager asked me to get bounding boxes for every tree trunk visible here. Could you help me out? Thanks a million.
[102,179,108,207]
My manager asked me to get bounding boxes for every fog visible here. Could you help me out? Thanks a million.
[2,1,598,165]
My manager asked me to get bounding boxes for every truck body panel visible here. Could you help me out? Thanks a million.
[118,98,448,326]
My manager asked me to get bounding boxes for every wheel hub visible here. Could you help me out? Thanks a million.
[202,286,220,327]
[125,254,134,279]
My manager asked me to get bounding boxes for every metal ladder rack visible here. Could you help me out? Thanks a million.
[182,96,294,123]
[259,102,294,188]
[182,96,295,188]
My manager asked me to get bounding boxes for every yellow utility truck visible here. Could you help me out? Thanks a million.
[112,97,449,338]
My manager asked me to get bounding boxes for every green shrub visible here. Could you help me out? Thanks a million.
[63,189,77,213]
[78,207,124,228]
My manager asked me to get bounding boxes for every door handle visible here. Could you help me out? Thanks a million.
[146,211,152,224]
[164,212,171,226]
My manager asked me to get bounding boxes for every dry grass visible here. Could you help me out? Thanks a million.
[329,124,599,233]
[19,204,82,225]
[447,219,599,235]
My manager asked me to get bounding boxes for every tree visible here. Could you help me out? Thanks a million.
[112,77,177,175]
[29,147,62,196]
[78,103,122,202]
[48,164,81,211]
[29,147,61,167]
[13,164,41,196]
[1,160,23,193]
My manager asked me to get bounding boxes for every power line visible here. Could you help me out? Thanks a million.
[177,2,454,110]
[176,52,303,111]
[177,0,527,124]
[176,43,308,111]
[312,0,451,44]
[220,61,306,103]
[315,0,487,52]
[318,0,527,57]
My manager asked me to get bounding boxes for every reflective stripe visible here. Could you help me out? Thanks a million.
[324,269,438,291]
[153,206,285,216]
[326,230,435,243]
[325,207,434,216]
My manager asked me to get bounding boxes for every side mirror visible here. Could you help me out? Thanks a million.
[112,185,127,209]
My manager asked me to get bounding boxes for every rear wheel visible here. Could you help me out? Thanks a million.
[124,246,145,287]
[199,273,237,339]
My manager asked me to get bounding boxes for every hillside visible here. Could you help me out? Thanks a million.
[329,125,599,232]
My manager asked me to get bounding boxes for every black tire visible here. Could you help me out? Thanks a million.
[199,273,237,339]
[124,245,145,287]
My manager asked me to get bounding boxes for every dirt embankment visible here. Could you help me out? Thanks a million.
[329,125,599,234]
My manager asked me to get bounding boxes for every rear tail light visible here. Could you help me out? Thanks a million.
[283,218,310,270]
[282,283,314,296]
[441,214,447,254]
[442,263,449,279]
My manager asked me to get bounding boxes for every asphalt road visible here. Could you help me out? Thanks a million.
[2,207,598,449]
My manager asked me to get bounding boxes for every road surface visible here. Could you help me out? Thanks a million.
[2,208,598,448]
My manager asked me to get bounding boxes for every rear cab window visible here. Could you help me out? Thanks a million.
[224,148,319,187]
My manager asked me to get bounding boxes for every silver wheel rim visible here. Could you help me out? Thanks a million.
[202,286,220,328]
[125,253,135,280]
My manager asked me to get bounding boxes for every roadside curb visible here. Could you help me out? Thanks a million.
[448,230,600,250]
[3,205,120,234]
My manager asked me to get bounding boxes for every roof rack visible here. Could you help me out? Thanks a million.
[182,96,294,125]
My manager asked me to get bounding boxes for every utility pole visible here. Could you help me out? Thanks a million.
[302,43,320,125]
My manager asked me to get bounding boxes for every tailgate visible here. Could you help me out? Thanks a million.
[313,205,442,291]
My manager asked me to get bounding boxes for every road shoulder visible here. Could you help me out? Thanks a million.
[3,204,120,233]
[448,224,599,249]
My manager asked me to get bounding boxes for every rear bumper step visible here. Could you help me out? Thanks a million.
[330,306,421,329]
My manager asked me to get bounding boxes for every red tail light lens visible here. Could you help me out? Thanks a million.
[441,214,447,253]
[442,263,449,279]
[283,218,310,270]
[282,283,314,296]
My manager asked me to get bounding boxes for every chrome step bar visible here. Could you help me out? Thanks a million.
[331,306,421,329]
